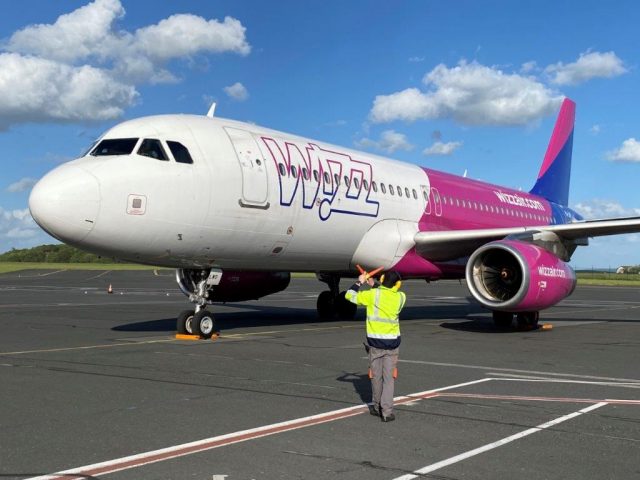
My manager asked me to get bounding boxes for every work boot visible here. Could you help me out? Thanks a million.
[381,413,395,422]
[368,404,381,417]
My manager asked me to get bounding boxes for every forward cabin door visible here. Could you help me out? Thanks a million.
[225,127,270,209]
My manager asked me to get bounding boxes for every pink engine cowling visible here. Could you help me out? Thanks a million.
[177,269,291,303]
[465,240,576,312]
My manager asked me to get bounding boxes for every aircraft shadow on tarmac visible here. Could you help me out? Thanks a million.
[111,298,639,335]
[111,302,504,333]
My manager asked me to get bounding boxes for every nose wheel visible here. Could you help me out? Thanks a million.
[176,309,218,338]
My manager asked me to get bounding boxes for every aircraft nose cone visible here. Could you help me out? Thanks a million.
[29,164,100,243]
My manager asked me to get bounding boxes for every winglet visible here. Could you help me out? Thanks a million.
[529,98,575,206]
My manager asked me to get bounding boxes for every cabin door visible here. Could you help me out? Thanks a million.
[225,127,269,208]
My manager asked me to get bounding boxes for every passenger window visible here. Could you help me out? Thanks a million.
[324,172,330,184]
[405,187,410,198]
[334,173,340,185]
[291,165,298,178]
[381,183,387,194]
[389,185,395,195]
[167,141,194,164]
[397,187,403,197]
[364,180,369,190]
[344,175,350,187]
[354,178,360,189]
[138,139,168,161]
[412,189,417,200]
[279,163,286,176]
[91,138,139,156]
[303,168,309,180]
[372,181,377,192]
[313,170,319,182]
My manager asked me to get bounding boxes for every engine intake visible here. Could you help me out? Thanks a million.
[465,240,576,312]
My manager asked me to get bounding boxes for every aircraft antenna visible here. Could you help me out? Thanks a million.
[206,102,217,118]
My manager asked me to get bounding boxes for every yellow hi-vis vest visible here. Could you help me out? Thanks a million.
[346,285,406,349]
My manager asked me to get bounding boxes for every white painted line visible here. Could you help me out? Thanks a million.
[398,358,640,383]
[487,374,640,388]
[391,402,608,480]
[24,378,490,480]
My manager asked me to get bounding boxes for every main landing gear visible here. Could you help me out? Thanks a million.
[492,310,540,330]
[176,269,219,339]
[316,273,357,320]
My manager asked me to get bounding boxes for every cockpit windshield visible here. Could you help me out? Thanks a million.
[138,139,168,161]
[91,138,139,156]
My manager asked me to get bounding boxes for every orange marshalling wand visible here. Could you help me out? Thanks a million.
[356,264,384,279]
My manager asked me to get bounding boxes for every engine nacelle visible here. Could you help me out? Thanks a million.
[177,269,290,303]
[465,240,576,312]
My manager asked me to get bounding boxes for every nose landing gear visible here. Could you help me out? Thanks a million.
[175,269,220,339]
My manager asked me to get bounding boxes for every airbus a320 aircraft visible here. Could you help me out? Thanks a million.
[29,99,640,337]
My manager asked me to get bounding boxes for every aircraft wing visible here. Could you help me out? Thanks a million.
[414,216,640,261]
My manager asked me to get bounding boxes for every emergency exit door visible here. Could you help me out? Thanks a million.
[225,127,269,208]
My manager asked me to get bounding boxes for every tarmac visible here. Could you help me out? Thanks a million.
[0,269,638,480]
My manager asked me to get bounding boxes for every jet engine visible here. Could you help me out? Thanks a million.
[465,240,576,312]
[176,269,290,303]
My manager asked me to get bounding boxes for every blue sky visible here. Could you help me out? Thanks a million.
[1,0,639,268]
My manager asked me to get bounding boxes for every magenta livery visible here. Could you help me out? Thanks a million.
[29,98,640,333]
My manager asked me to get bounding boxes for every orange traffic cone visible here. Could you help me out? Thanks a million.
[107,284,113,294]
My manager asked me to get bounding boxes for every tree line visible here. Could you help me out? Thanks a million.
[0,244,113,263]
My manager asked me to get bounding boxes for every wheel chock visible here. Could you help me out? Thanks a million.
[175,333,221,341]
[175,333,201,340]
[540,323,553,331]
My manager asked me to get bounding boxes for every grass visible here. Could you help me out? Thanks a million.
[0,262,164,274]
[576,272,640,287]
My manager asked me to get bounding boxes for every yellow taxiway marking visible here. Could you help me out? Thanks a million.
[0,323,361,355]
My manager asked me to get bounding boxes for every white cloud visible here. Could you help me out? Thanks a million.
[6,177,37,193]
[0,53,137,129]
[223,82,249,101]
[409,56,425,63]
[590,124,601,135]
[573,199,640,220]
[355,130,414,154]
[0,0,250,128]
[370,60,562,126]
[5,0,125,63]
[0,207,40,243]
[520,61,538,74]
[545,51,627,86]
[135,15,250,61]
[606,138,640,163]
[423,141,463,156]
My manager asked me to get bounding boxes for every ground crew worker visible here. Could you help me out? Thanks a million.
[345,270,406,422]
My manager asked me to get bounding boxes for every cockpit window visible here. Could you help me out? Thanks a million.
[91,138,139,156]
[167,141,194,164]
[138,139,168,161]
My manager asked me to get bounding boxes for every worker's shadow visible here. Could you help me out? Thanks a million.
[336,372,370,403]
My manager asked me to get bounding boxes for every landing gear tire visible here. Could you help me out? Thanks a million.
[516,311,540,330]
[317,290,336,319]
[493,311,514,329]
[192,310,217,339]
[336,291,357,320]
[177,309,195,334]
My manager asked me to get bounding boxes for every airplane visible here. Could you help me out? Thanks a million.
[28,98,640,337]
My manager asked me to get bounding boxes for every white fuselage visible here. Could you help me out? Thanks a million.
[30,114,428,273]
